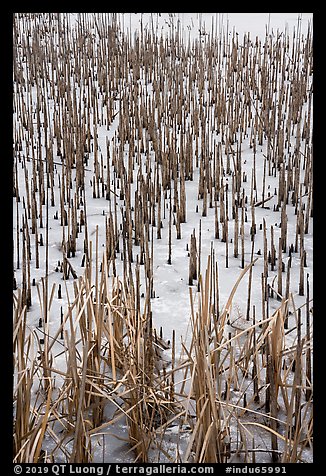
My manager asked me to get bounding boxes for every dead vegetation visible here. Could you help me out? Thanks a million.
[13,13,313,463]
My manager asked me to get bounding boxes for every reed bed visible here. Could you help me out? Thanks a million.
[182,255,313,463]
[13,12,313,463]
[14,251,179,463]
[13,250,313,463]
